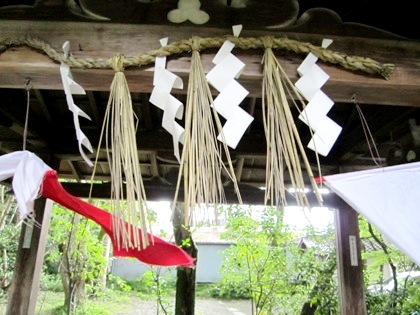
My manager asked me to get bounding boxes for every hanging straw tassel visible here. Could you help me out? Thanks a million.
[95,54,151,251]
[173,37,242,226]
[261,37,323,209]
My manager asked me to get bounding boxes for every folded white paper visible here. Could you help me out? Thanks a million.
[149,38,185,162]
[206,39,253,149]
[60,41,94,167]
[307,117,342,156]
[295,39,341,156]
[298,90,334,131]
[295,64,330,102]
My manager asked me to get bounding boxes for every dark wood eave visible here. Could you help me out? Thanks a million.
[0,20,419,107]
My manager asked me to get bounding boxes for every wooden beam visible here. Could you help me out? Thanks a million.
[0,20,419,106]
[60,180,337,207]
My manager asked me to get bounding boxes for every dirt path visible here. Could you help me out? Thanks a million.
[117,297,253,315]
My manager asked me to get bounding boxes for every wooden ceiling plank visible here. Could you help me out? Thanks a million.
[338,108,418,162]
[149,152,160,178]
[32,89,52,123]
[235,157,245,182]
[0,107,48,148]
[67,160,81,182]
[140,93,154,131]
[85,91,101,125]
[0,20,419,107]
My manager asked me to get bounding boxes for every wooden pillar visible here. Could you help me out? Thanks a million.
[6,154,58,315]
[6,197,53,315]
[332,195,367,315]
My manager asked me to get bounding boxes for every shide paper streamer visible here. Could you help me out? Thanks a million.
[261,36,323,208]
[172,36,242,227]
[206,25,254,149]
[102,54,151,251]
[59,41,94,167]
[149,38,185,162]
[295,39,342,157]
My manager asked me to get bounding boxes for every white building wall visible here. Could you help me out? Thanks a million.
[195,243,230,283]
[110,243,231,283]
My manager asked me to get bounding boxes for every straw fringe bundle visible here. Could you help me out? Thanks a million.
[173,37,242,226]
[261,42,322,209]
[96,54,151,250]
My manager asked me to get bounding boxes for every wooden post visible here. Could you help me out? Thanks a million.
[332,195,367,315]
[5,154,58,315]
[5,196,53,315]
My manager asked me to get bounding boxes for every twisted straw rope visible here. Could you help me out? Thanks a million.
[0,35,394,79]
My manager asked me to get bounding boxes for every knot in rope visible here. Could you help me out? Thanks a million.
[261,36,274,49]
[190,36,202,52]
[111,54,125,72]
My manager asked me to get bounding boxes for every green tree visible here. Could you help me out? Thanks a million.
[0,187,19,296]
[46,202,108,314]
[295,226,338,315]
[360,216,420,314]
[218,205,338,315]
[136,268,176,315]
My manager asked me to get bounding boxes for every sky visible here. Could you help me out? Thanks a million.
[147,201,335,236]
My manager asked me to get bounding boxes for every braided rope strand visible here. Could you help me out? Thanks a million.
[0,35,394,79]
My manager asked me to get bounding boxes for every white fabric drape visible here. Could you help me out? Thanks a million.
[324,162,420,266]
[0,151,51,219]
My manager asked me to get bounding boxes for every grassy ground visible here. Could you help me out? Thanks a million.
[0,283,227,315]
[0,290,150,315]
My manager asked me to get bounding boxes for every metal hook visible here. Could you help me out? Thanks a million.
[351,93,357,104]
[25,78,32,91]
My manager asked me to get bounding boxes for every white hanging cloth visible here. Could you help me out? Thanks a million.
[0,151,52,219]
[323,162,420,266]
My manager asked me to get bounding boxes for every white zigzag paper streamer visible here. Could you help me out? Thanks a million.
[149,38,185,162]
[206,25,253,149]
[294,39,342,157]
[59,41,94,167]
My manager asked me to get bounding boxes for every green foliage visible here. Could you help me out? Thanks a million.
[46,202,108,306]
[218,205,338,315]
[127,268,175,314]
[41,273,64,292]
[403,283,420,313]
[205,283,250,299]
[106,274,132,292]
[0,224,19,295]
[35,290,138,315]
[360,216,420,314]
[129,268,176,295]
[0,190,20,296]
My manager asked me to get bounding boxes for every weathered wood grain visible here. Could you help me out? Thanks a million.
[0,20,419,106]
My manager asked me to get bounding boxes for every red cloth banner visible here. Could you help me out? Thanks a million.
[41,170,195,268]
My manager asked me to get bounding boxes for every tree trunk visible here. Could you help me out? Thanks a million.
[59,214,87,314]
[172,204,198,315]
[301,302,317,315]
[100,234,111,291]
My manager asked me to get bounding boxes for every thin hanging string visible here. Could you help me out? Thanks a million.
[21,79,43,230]
[23,79,32,151]
[352,94,382,167]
